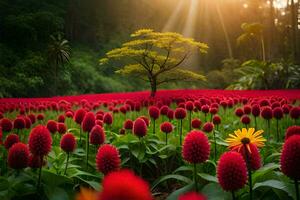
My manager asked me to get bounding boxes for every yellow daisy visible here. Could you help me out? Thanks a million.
[225,128,266,153]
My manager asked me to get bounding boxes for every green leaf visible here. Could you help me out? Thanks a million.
[252,163,280,184]
[253,180,290,195]
[42,170,73,186]
[173,166,193,174]
[166,183,195,200]
[44,186,69,200]
[198,173,218,183]
[201,183,230,200]
[151,174,192,191]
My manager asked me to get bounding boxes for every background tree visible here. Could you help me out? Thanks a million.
[47,34,70,95]
[100,29,208,97]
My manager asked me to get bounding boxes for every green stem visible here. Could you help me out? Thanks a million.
[189,111,192,131]
[180,119,183,146]
[37,156,43,190]
[244,145,253,200]
[153,119,156,135]
[276,119,279,141]
[64,152,70,175]
[86,132,90,170]
[79,127,82,147]
[254,117,257,130]
[295,179,300,200]
[231,191,236,200]
[165,133,168,145]
[213,130,217,162]
[194,163,198,191]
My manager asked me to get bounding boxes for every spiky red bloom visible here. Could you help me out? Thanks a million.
[28,114,36,124]
[46,120,57,134]
[82,112,96,132]
[261,106,273,120]
[235,108,244,117]
[4,133,20,149]
[202,122,214,133]
[280,135,300,180]
[201,105,209,114]
[13,117,25,130]
[192,118,202,129]
[140,116,150,126]
[37,113,45,121]
[57,114,65,123]
[285,126,300,140]
[179,192,207,200]
[273,107,283,119]
[124,119,133,130]
[90,125,105,145]
[237,144,261,170]
[96,144,120,175]
[185,101,194,111]
[148,106,160,120]
[99,169,152,200]
[182,130,210,164]
[74,108,87,125]
[243,105,252,115]
[0,118,13,132]
[209,107,218,115]
[217,152,248,191]
[175,108,187,119]
[160,106,169,115]
[57,123,67,134]
[251,104,260,117]
[103,112,113,125]
[60,133,76,153]
[8,142,29,169]
[28,125,52,156]
[213,115,221,125]
[160,122,173,134]
[282,104,290,114]
[133,118,147,137]
[0,128,2,145]
[24,117,32,129]
[167,109,174,120]
[241,115,251,125]
[28,154,43,168]
[290,107,300,119]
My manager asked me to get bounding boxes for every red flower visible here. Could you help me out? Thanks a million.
[28,154,44,169]
[217,152,248,191]
[280,135,300,180]
[133,118,147,138]
[213,115,221,125]
[103,112,113,125]
[4,133,20,149]
[182,130,210,164]
[261,106,273,120]
[47,120,58,134]
[96,144,120,175]
[160,106,169,115]
[202,122,214,133]
[0,118,13,132]
[175,108,187,119]
[201,105,209,114]
[24,117,32,129]
[124,119,133,130]
[179,192,207,200]
[60,133,76,153]
[28,125,52,156]
[282,104,290,114]
[140,116,150,126]
[235,108,244,117]
[191,118,202,129]
[28,113,36,124]
[285,126,300,140]
[65,111,73,118]
[57,114,65,123]
[57,123,67,134]
[99,169,152,200]
[243,105,252,115]
[251,104,260,117]
[90,125,105,145]
[82,112,96,132]
[74,109,87,125]
[37,113,45,121]
[237,143,261,170]
[290,107,300,119]
[167,109,174,120]
[8,142,29,169]
[273,107,283,119]
[0,128,2,144]
[160,122,173,134]
[209,107,218,115]
[240,115,251,125]
[148,106,160,120]
[185,101,194,111]
[13,118,26,130]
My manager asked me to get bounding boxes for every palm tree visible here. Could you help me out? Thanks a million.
[47,34,70,95]
[237,23,266,61]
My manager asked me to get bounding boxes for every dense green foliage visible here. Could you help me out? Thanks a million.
[0,0,299,97]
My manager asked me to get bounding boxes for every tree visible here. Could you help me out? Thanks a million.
[237,23,266,62]
[47,34,70,95]
[99,29,208,97]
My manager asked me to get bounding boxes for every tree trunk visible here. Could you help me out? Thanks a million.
[291,0,298,63]
[150,78,157,97]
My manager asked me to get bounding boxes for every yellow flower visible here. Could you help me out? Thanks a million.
[225,128,266,153]
[75,187,97,200]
